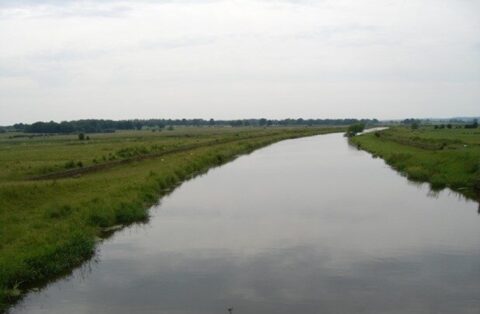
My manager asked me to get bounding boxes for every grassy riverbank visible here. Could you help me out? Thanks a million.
[0,126,343,311]
[350,127,480,200]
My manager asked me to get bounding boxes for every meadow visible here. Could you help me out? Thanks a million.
[0,126,343,311]
[350,126,480,200]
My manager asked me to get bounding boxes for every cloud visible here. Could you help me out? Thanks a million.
[0,2,133,19]
[141,36,218,50]
[0,0,479,124]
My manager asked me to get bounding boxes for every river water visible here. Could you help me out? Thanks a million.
[9,133,480,314]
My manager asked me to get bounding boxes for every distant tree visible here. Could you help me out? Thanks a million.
[13,123,26,131]
[59,121,74,133]
[15,117,382,133]
[446,124,452,129]
[345,123,365,137]
[230,120,243,127]
[402,118,421,129]
[465,119,478,129]
[78,133,85,140]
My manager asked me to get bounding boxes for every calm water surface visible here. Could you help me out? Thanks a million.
[10,133,480,314]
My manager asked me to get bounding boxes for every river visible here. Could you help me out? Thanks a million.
[9,133,480,314]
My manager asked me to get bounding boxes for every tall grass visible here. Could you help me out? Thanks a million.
[351,126,480,200]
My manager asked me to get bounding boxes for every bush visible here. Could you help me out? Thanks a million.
[64,161,76,169]
[345,123,365,137]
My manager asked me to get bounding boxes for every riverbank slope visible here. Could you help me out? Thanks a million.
[350,127,480,200]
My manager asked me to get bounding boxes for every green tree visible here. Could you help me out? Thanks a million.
[345,123,365,137]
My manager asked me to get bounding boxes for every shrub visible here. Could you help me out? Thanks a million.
[64,160,76,169]
[345,123,365,137]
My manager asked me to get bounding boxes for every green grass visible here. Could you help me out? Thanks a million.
[0,126,343,311]
[350,126,480,199]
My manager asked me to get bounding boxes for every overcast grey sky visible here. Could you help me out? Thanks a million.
[0,0,479,124]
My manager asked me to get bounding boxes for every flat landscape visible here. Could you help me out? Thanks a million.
[1,0,479,312]
[0,126,343,310]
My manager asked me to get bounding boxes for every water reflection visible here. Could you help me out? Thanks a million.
[9,133,480,314]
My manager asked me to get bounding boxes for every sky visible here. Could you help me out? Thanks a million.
[0,0,479,125]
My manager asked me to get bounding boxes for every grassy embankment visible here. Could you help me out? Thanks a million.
[350,127,480,200]
[0,126,343,311]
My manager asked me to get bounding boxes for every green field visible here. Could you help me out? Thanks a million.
[0,126,343,311]
[350,127,480,200]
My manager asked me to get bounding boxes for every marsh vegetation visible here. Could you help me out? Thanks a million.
[350,126,480,200]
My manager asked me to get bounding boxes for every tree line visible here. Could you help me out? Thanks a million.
[3,118,379,134]
[401,118,479,130]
